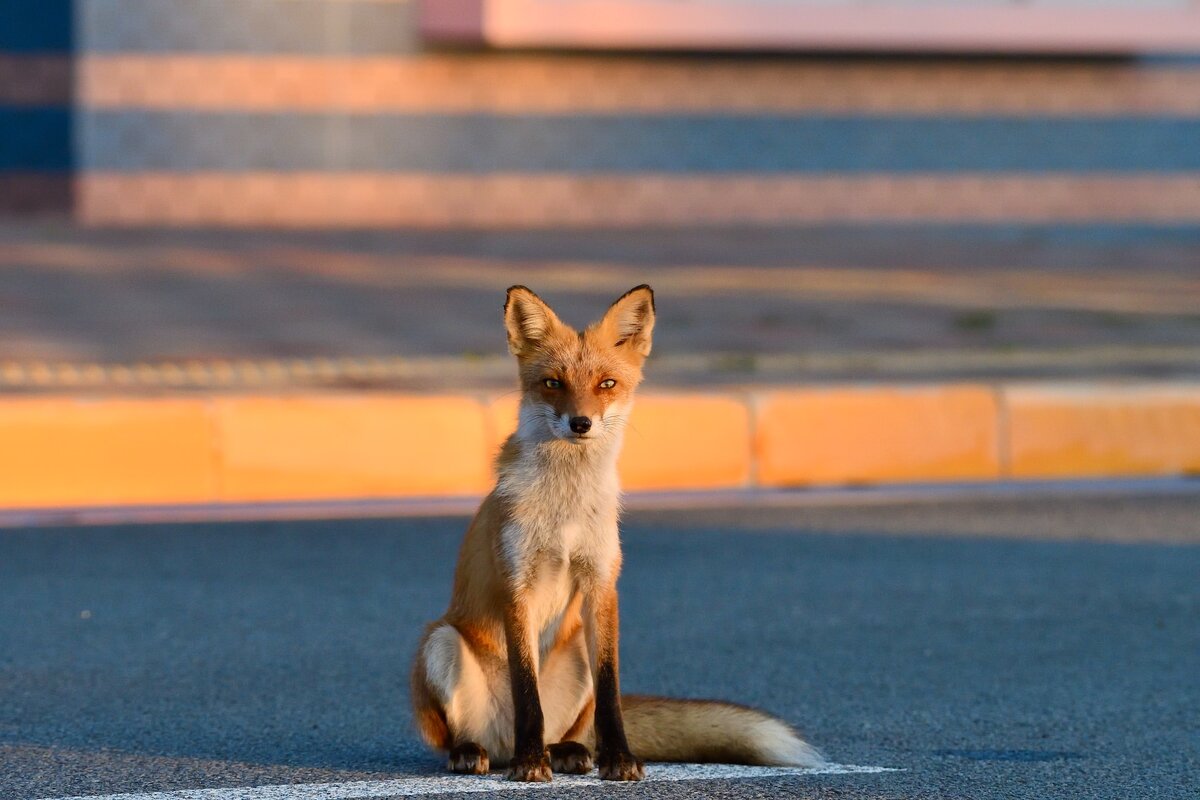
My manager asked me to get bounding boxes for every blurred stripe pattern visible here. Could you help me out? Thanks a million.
[0,0,74,212]
[77,174,1200,227]
[1,0,1199,225]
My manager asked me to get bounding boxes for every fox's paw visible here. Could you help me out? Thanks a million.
[447,742,489,775]
[598,749,644,781]
[506,752,553,782]
[548,741,593,774]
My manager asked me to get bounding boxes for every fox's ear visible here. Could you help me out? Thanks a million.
[600,284,655,357]
[504,285,563,356]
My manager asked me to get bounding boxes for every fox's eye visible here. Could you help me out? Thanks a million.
[599,379,617,389]
[543,378,562,389]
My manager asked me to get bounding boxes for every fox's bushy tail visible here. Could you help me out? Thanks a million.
[621,695,825,767]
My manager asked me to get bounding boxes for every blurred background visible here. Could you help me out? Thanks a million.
[0,0,1199,508]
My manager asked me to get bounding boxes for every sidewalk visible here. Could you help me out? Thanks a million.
[2,221,1199,389]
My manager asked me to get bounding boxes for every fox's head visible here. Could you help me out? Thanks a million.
[504,284,654,446]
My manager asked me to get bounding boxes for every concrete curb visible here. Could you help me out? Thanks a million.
[1,381,1198,510]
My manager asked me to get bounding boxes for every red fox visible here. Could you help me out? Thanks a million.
[410,285,823,781]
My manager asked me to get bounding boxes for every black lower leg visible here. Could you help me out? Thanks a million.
[506,643,551,781]
[594,661,630,755]
[594,661,644,781]
[510,660,545,763]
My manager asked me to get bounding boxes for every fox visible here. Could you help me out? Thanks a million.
[410,284,824,782]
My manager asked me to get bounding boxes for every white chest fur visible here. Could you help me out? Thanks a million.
[500,514,620,661]
[497,437,621,568]
[497,442,623,657]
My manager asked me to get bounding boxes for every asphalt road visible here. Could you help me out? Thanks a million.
[2,490,1198,799]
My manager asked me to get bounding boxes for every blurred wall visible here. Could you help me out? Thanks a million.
[0,0,75,213]
[1,0,1199,226]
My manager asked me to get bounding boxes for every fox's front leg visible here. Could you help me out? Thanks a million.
[585,582,645,781]
[503,599,553,782]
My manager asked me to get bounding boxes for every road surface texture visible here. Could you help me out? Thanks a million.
[2,488,1198,799]
[3,222,1199,389]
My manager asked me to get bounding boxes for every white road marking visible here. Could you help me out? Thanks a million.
[40,763,897,800]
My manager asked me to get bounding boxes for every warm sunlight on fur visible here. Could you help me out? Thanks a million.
[503,284,653,446]
[410,286,823,783]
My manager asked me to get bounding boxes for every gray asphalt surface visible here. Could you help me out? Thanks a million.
[2,490,1198,799]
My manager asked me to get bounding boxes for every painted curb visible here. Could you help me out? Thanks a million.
[0,382,1197,510]
[755,385,1000,487]
[1006,383,1200,479]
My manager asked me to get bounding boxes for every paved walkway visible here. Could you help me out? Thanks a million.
[2,222,1198,390]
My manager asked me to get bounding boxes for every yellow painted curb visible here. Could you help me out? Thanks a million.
[754,386,1001,487]
[487,394,752,491]
[1005,383,1200,479]
[618,395,752,491]
[0,397,215,508]
[1,383,1197,511]
[214,395,492,501]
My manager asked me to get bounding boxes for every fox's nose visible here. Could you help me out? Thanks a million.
[569,416,592,435]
